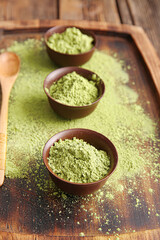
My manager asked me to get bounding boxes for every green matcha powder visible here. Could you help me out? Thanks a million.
[49,71,99,106]
[47,27,94,54]
[48,138,110,183]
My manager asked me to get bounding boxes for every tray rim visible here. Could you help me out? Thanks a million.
[0,226,160,239]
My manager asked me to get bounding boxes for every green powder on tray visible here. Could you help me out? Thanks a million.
[4,39,160,190]
[49,71,99,106]
[47,27,94,54]
[48,137,110,183]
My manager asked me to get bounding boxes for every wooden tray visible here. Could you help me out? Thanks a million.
[0,20,160,240]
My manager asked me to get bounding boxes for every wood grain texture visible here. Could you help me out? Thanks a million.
[0,20,159,239]
[129,27,160,98]
[0,0,159,238]
[0,19,145,32]
[0,228,160,240]
[0,133,6,168]
[82,0,120,23]
[59,0,84,20]
[127,0,160,57]
[116,0,133,24]
[59,0,120,23]
[0,0,58,20]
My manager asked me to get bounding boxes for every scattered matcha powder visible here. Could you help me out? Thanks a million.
[3,38,160,237]
[135,198,141,208]
[49,71,99,106]
[79,232,85,237]
[47,27,94,54]
[5,38,160,189]
[105,193,114,200]
[148,188,154,193]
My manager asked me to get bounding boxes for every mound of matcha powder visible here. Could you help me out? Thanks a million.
[48,137,110,183]
[47,27,94,54]
[49,71,99,106]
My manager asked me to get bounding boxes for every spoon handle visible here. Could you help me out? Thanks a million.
[0,91,9,186]
[0,133,7,186]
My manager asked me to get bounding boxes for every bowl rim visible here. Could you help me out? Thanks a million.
[43,128,118,186]
[44,25,97,56]
[43,66,105,109]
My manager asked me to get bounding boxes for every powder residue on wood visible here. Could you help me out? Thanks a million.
[4,39,160,236]
[5,39,159,185]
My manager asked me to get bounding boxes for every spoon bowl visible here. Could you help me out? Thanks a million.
[0,52,20,77]
[0,52,20,186]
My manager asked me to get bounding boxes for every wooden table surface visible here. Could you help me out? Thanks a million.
[0,0,160,57]
[0,1,160,240]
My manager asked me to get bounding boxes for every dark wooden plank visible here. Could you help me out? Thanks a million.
[59,0,120,23]
[0,0,58,20]
[116,0,133,24]
[82,0,120,23]
[127,0,160,57]
[59,0,84,20]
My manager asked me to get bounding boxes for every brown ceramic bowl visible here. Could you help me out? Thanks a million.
[44,25,96,66]
[43,128,118,196]
[44,67,105,119]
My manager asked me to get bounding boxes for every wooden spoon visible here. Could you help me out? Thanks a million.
[0,52,20,186]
